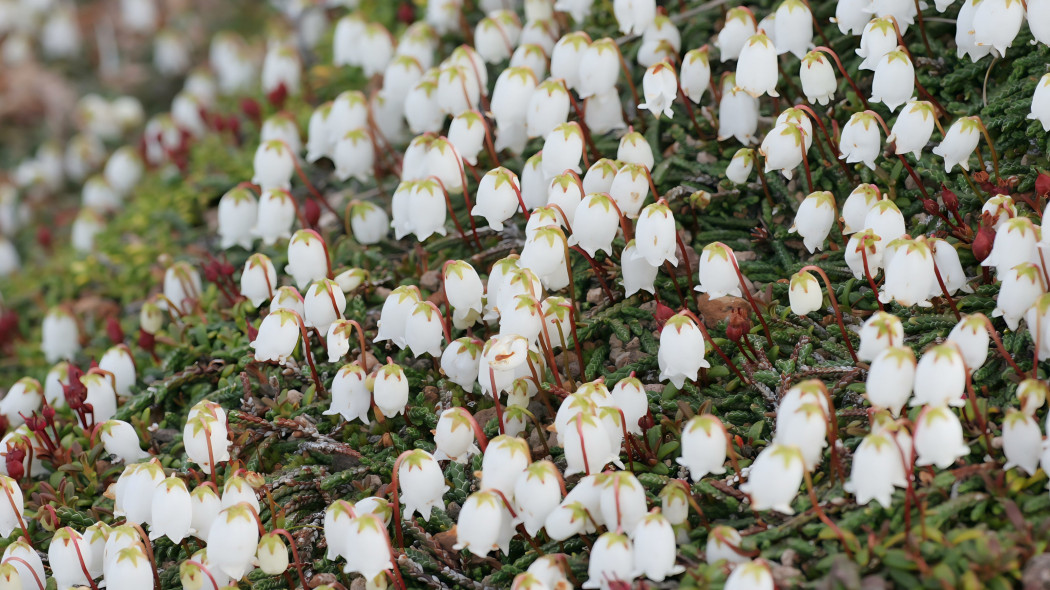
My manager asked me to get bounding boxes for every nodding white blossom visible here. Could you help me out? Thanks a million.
[441,338,483,391]
[550,32,590,93]
[678,414,728,480]
[374,287,421,348]
[480,435,532,502]
[472,167,522,231]
[933,116,983,173]
[1002,409,1042,475]
[789,270,823,315]
[790,191,836,252]
[82,370,118,423]
[844,432,907,508]
[857,18,897,71]
[303,279,346,336]
[695,242,742,299]
[890,101,936,159]
[870,48,915,112]
[760,122,806,179]
[285,230,329,291]
[99,420,150,463]
[724,561,776,590]
[839,112,882,170]
[994,263,1045,330]
[454,489,515,557]
[346,201,389,246]
[835,0,870,34]
[269,286,305,319]
[716,8,757,61]
[774,0,814,58]
[582,531,635,589]
[863,199,906,243]
[736,33,779,98]
[577,38,620,99]
[41,307,80,364]
[405,302,446,358]
[0,476,22,539]
[374,362,409,418]
[217,186,258,250]
[114,460,164,525]
[946,314,990,374]
[865,347,916,416]
[343,514,396,581]
[149,477,192,543]
[985,217,1040,279]
[1027,294,1050,362]
[612,0,655,36]
[639,62,678,118]
[622,241,659,297]
[609,163,650,218]
[0,377,41,427]
[726,148,755,184]
[568,193,621,257]
[324,363,371,424]
[253,188,297,246]
[911,343,967,407]
[718,75,760,144]
[448,111,486,167]
[433,408,481,464]
[841,185,881,235]
[474,12,521,63]
[678,47,711,104]
[397,449,449,521]
[799,51,835,105]
[632,202,678,267]
[207,503,260,580]
[1030,74,1050,132]
[527,80,570,140]
[914,404,970,468]
[184,411,232,475]
[618,130,655,171]
[741,444,805,514]
[50,528,94,589]
[251,309,302,365]
[492,67,537,132]
[973,0,1025,56]
[514,461,563,537]
[857,311,905,361]
[658,313,710,388]
[879,237,935,308]
[1017,379,1050,418]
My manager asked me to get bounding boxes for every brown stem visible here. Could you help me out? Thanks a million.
[574,413,591,475]
[800,265,858,363]
[973,314,1025,378]
[70,531,100,590]
[2,484,31,549]
[975,118,1001,183]
[680,310,752,386]
[292,311,326,396]
[429,176,472,248]
[728,253,773,346]
[614,45,641,112]
[489,368,506,435]
[272,529,310,590]
[127,522,161,590]
[931,257,961,320]
[859,243,885,311]
[802,470,854,557]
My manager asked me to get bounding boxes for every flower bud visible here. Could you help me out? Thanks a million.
[1017,378,1047,416]
[251,309,302,365]
[914,404,970,468]
[658,313,710,388]
[256,532,289,576]
[725,148,754,184]
[740,444,804,513]
[759,123,805,179]
[995,262,1045,330]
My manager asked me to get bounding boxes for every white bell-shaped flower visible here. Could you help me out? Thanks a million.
[480,435,532,502]
[568,193,621,257]
[491,66,537,129]
[1027,294,1050,362]
[726,148,754,184]
[434,408,481,464]
[790,191,836,252]
[973,0,1024,56]
[774,0,814,57]
[841,186,880,237]
[1029,74,1050,132]
[49,528,94,589]
[632,202,678,267]
[472,167,521,231]
[879,237,935,308]
[622,241,659,297]
[343,513,395,580]
[99,420,150,463]
[695,242,741,299]
[862,199,906,243]
[41,307,80,364]
[865,346,916,416]
[680,47,711,104]
[252,189,296,246]
[207,503,260,580]
[760,123,806,179]
[542,123,585,179]
[578,38,620,99]
[550,31,590,92]
[611,376,647,435]
[870,48,914,112]
[609,163,650,218]
[735,33,779,98]
[397,449,448,521]
[454,489,515,556]
[440,337,482,391]
[514,460,564,536]
[526,80,570,140]
[933,116,982,173]
[890,101,936,159]
[857,18,897,71]
[911,343,966,407]
[839,112,882,169]
[717,75,759,144]
[984,217,1039,278]
[946,315,990,373]
[184,413,231,475]
[914,404,970,468]
[994,262,1045,330]
[857,311,904,361]
[613,0,655,35]
[374,362,409,418]
[658,313,710,388]
[844,432,906,508]
[188,487,220,543]
[251,309,301,365]
[639,62,678,118]
[1030,0,1050,45]
[114,459,164,525]
[405,302,446,358]
[715,8,757,61]
[563,412,615,477]
[677,414,727,480]
[1002,409,1041,475]
[800,50,835,105]
[149,477,192,543]
[1017,379,1048,416]
[285,230,329,290]
[789,270,823,315]
[618,131,655,171]
[82,370,118,423]
[251,139,295,192]
[583,531,635,589]
[374,286,421,348]
[323,363,371,424]
[0,377,41,427]
[740,444,804,514]
[303,279,346,336]
[707,526,748,564]
[240,254,276,308]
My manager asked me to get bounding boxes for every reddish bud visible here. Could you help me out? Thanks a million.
[303,198,321,228]
[227,115,241,137]
[922,199,940,217]
[941,185,959,211]
[138,328,156,354]
[5,448,24,481]
[241,98,262,126]
[972,216,996,263]
[42,403,55,424]
[653,301,675,330]
[246,320,259,342]
[1037,173,1050,198]
[973,171,995,194]
[725,308,750,343]
[267,83,288,110]
[397,1,415,24]
[106,317,124,345]
[36,226,52,250]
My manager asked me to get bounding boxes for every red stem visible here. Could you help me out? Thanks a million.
[489,368,507,435]
[799,266,858,363]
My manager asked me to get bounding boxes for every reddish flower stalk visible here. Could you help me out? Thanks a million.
[292,311,326,396]
[812,46,868,108]
[489,368,507,435]
[799,265,858,363]
[5,556,44,590]
[71,533,100,590]
[802,469,854,557]
[183,560,220,590]
[973,313,1025,378]
[679,309,751,386]
[727,254,773,347]
[2,484,31,549]
[613,44,641,111]
[858,240,885,312]
[931,258,961,320]
[574,413,591,475]
[271,529,311,590]
[276,140,339,218]
[428,175,473,248]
